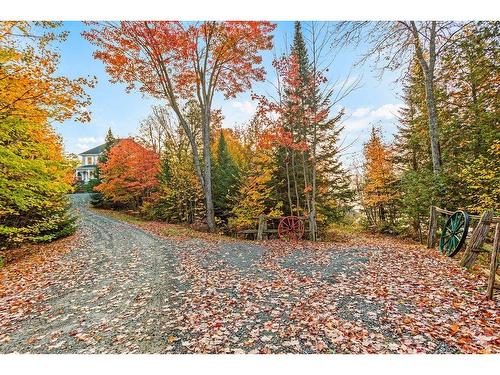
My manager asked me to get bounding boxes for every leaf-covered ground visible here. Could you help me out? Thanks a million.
[1,194,498,353]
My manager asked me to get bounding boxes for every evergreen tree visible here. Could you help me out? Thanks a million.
[0,22,92,248]
[0,116,76,248]
[212,131,241,222]
[271,21,312,217]
[292,21,310,87]
[99,127,116,165]
[393,60,438,239]
[440,22,499,212]
[90,127,116,206]
[315,114,354,221]
[393,61,431,172]
[263,22,353,238]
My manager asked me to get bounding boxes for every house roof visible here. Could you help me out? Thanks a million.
[79,143,107,155]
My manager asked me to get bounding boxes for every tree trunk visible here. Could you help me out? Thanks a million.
[309,121,318,241]
[427,205,438,248]
[257,215,266,241]
[301,152,311,214]
[285,159,294,216]
[201,112,216,232]
[291,152,301,216]
[423,75,442,174]
[410,21,442,175]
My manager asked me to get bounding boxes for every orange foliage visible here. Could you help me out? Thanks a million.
[83,21,275,101]
[362,127,398,208]
[0,21,95,123]
[96,139,160,208]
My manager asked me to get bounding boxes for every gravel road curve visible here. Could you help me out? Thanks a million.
[1,194,186,353]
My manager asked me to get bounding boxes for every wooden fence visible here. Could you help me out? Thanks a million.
[427,206,500,300]
[237,215,311,240]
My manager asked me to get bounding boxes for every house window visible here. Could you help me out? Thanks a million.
[87,156,92,165]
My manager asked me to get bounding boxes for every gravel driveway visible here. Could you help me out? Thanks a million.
[1,194,497,354]
[1,194,187,353]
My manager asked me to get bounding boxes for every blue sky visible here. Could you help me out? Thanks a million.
[54,21,403,167]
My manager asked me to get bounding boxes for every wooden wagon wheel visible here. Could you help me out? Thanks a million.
[278,216,304,240]
[439,211,470,257]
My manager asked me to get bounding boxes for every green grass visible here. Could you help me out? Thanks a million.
[322,220,365,242]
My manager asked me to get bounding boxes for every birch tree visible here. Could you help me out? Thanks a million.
[334,21,473,175]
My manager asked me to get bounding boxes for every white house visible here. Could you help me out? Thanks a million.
[75,144,106,183]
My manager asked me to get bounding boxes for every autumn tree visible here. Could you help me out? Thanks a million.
[147,153,205,224]
[439,22,500,212]
[253,22,356,239]
[96,138,160,209]
[362,127,398,228]
[230,129,283,230]
[457,142,500,213]
[84,21,275,231]
[143,101,205,223]
[0,21,94,123]
[389,23,499,237]
[304,22,357,233]
[0,21,94,248]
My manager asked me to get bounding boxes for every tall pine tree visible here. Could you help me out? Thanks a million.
[212,131,241,222]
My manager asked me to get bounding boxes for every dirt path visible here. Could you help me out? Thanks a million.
[1,194,498,354]
[1,194,186,353]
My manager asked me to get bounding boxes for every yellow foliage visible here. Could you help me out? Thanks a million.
[0,21,95,123]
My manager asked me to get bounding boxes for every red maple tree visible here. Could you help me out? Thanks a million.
[83,21,275,231]
[96,138,160,208]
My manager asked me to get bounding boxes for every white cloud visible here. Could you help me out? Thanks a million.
[370,103,403,120]
[343,117,372,131]
[352,107,371,117]
[77,136,98,144]
[231,100,256,115]
[75,136,105,152]
[343,103,403,133]
[76,136,104,147]
[349,103,403,122]
[76,143,90,151]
